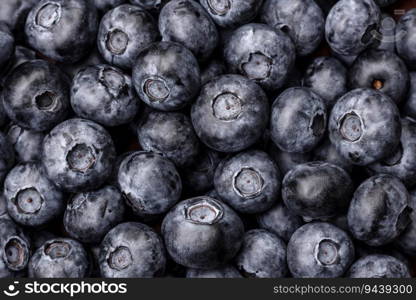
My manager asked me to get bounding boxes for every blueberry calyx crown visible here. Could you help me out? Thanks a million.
[44,241,71,259]
[207,0,231,16]
[241,52,272,81]
[184,198,224,225]
[106,29,129,55]
[339,112,363,142]
[212,92,242,121]
[233,167,264,199]
[4,238,29,271]
[66,143,97,173]
[35,2,62,29]
[315,239,340,266]
[99,68,128,98]
[108,246,133,271]
[35,91,58,111]
[143,77,170,102]
[14,187,44,214]
[310,112,326,137]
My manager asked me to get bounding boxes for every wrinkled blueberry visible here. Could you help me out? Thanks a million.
[329,88,401,166]
[396,9,416,70]
[348,174,411,247]
[191,74,269,153]
[347,254,410,278]
[132,42,200,111]
[99,222,166,277]
[224,23,295,91]
[287,222,355,278]
[42,118,116,192]
[186,265,242,278]
[162,196,244,269]
[6,124,44,163]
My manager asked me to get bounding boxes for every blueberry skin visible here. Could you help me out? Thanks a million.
[99,222,166,278]
[94,0,127,12]
[200,59,226,85]
[287,222,355,278]
[71,64,140,127]
[313,139,353,173]
[403,73,416,119]
[98,4,159,70]
[186,265,242,278]
[0,23,14,73]
[162,196,244,269]
[64,185,126,244]
[302,56,348,108]
[224,23,295,91]
[117,151,182,216]
[367,119,416,187]
[261,0,324,56]
[159,0,219,61]
[29,238,89,278]
[191,75,269,153]
[347,174,411,247]
[132,42,200,111]
[25,0,98,63]
[348,49,409,104]
[235,229,287,278]
[214,150,281,214]
[0,0,37,34]
[6,124,44,163]
[42,118,116,192]
[267,142,311,176]
[0,219,31,272]
[325,0,381,56]
[329,88,401,166]
[396,9,416,70]
[199,0,263,28]
[271,87,327,153]
[4,162,65,227]
[282,162,354,220]
[2,60,70,132]
[0,132,15,183]
[257,202,303,242]
[347,254,410,278]
[395,189,416,255]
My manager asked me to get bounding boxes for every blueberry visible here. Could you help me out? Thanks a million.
[117,151,182,216]
[186,265,242,278]
[98,4,159,69]
[199,0,263,28]
[325,0,381,56]
[162,196,244,269]
[182,147,221,195]
[200,59,226,85]
[99,222,166,277]
[367,118,416,187]
[396,9,416,70]
[313,138,353,173]
[235,229,287,278]
[302,56,348,108]
[224,23,295,91]
[267,142,311,176]
[132,42,200,111]
[395,189,416,255]
[64,185,126,244]
[191,74,269,153]
[282,162,354,220]
[0,131,14,183]
[42,118,116,192]
[0,219,31,272]
[29,238,89,278]
[94,0,127,12]
[347,254,410,278]
[25,0,98,63]
[347,174,411,247]
[6,124,44,163]
[329,88,401,166]
[2,60,70,132]
[159,0,219,61]
[214,150,281,214]
[4,162,65,227]
[271,87,327,153]
[403,73,416,119]
[257,202,303,242]
[348,49,409,104]
[287,222,355,278]
[71,64,140,127]
[0,22,14,74]
[261,0,324,56]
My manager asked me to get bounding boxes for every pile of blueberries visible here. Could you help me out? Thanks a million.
[1,0,416,279]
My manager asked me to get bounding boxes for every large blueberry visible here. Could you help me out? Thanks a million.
[224,23,295,91]
[25,0,98,63]
[348,174,411,247]
[4,162,65,227]
[162,196,244,269]
[287,222,355,278]
[132,42,200,111]
[329,88,401,166]
[71,64,140,127]
[42,118,116,192]
[347,254,410,278]
[270,87,327,153]
[191,74,269,153]
[97,4,159,69]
